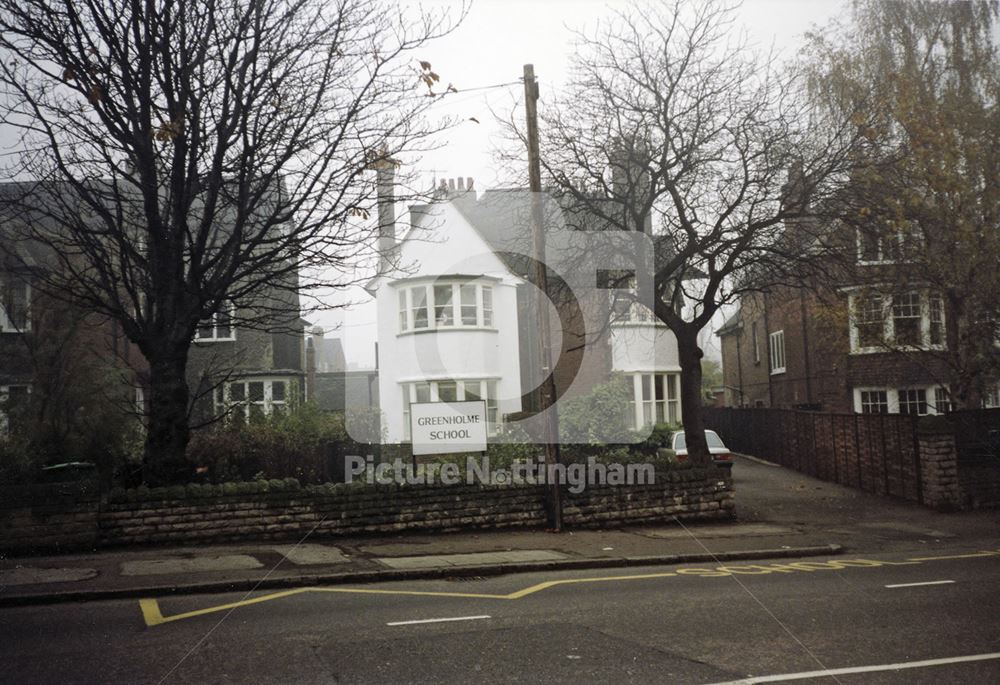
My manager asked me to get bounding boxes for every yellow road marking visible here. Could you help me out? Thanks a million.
[139,550,1000,627]
[906,551,1000,562]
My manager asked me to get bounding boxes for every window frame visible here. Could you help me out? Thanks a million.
[848,290,946,354]
[0,276,31,333]
[0,384,30,434]
[629,372,681,429]
[194,302,236,342]
[396,280,497,334]
[768,330,786,375]
[853,385,950,415]
[856,225,920,265]
[215,378,291,422]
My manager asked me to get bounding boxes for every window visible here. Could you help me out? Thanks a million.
[892,292,921,347]
[402,378,500,438]
[411,286,429,329]
[855,386,950,415]
[855,294,884,348]
[195,303,235,341]
[934,387,953,414]
[0,384,29,434]
[859,390,889,414]
[433,284,453,326]
[856,225,919,264]
[849,290,945,353]
[397,281,495,333]
[985,387,1000,409]
[216,378,290,422]
[629,373,680,429]
[897,388,928,415]
[929,296,944,346]
[752,321,760,364]
[607,275,656,323]
[769,330,786,375]
[398,289,408,332]
[0,277,30,332]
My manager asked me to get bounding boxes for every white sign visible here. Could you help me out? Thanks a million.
[410,401,488,456]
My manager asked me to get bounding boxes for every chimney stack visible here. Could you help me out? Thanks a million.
[375,160,396,274]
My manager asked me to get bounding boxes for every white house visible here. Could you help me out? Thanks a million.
[368,177,683,444]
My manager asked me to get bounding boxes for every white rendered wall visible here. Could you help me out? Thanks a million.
[375,201,523,443]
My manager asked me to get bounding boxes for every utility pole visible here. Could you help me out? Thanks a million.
[523,64,563,531]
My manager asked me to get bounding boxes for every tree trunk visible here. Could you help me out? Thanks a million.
[143,348,193,485]
[676,328,711,467]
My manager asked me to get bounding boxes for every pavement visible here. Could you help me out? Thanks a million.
[3,454,1000,607]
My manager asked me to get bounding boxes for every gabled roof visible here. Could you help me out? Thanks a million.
[716,309,743,337]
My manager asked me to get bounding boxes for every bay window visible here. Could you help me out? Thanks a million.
[849,290,945,352]
[215,378,290,422]
[397,280,495,333]
[628,372,680,429]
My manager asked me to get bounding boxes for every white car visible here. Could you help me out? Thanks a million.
[671,430,734,468]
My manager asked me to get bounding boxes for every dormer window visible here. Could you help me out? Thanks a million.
[195,302,236,341]
[397,280,495,333]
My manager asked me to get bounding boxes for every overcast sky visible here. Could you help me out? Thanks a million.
[328,0,849,368]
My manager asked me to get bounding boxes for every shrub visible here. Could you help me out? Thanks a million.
[187,403,355,484]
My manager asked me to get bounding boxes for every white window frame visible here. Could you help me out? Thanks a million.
[856,226,920,265]
[853,385,950,415]
[402,378,500,438]
[0,277,31,332]
[848,290,946,354]
[215,378,291,421]
[769,330,786,375]
[195,302,236,342]
[752,321,760,364]
[629,372,681,429]
[397,281,496,334]
[0,384,30,434]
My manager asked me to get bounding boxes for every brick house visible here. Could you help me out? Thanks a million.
[0,181,305,436]
[718,225,992,415]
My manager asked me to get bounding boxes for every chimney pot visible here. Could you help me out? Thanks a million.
[448,178,456,191]
[467,177,474,189]
[457,177,465,190]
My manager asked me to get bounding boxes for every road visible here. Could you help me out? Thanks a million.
[2,548,999,684]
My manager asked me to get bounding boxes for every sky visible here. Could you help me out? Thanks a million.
[325,0,849,369]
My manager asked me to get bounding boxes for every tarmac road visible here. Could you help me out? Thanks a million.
[2,547,999,684]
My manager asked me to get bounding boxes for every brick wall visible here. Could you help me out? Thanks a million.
[1,470,734,553]
[706,407,1000,511]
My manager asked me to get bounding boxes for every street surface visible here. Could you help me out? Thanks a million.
[2,547,999,684]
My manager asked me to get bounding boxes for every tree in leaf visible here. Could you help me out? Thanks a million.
[803,0,1000,408]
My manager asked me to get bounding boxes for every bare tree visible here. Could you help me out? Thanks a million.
[0,0,458,481]
[517,0,861,464]
[803,0,1000,409]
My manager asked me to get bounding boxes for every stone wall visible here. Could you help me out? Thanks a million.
[1,469,733,553]
[0,483,100,552]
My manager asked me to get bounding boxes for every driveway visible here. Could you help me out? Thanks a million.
[729,454,1000,554]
